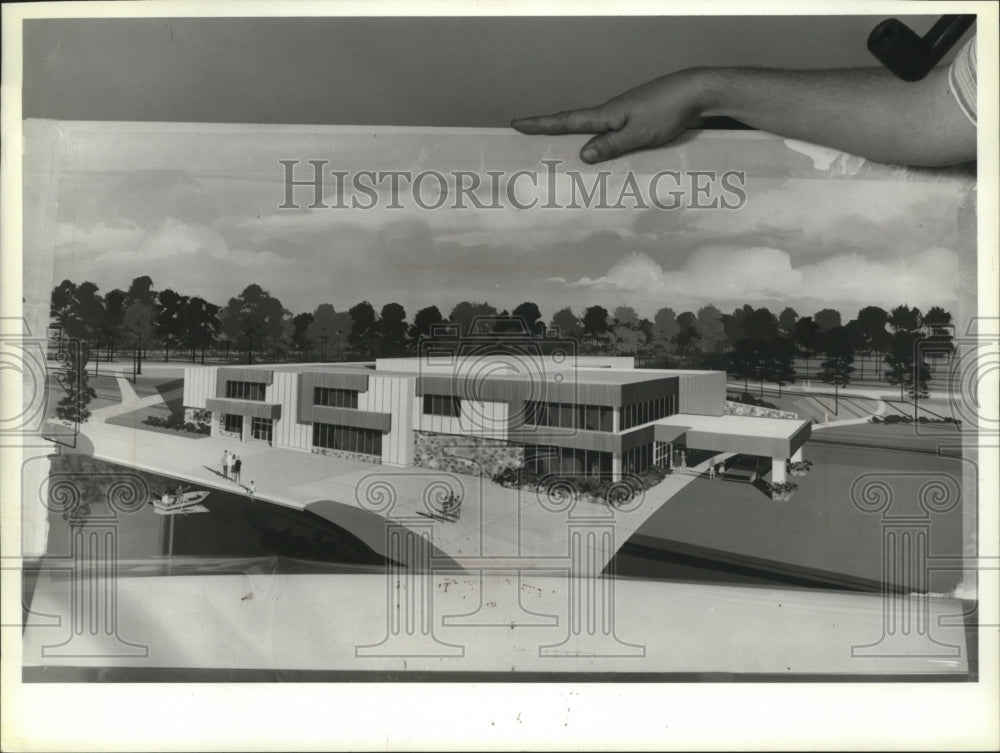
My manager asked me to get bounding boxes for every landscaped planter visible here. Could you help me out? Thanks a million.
[768,481,799,502]
[788,460,813,477]
[493,466,672,509]
[414,431,523,478]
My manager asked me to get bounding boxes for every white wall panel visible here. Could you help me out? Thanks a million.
[182,366,218,409]
[359,374,414,466]
[270,371,311,451]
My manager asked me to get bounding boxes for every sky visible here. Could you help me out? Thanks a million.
[41,121,976,324]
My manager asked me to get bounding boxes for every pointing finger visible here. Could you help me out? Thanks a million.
[511,106,614,135]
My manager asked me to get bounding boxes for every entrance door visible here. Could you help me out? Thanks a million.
[251,417,273,444]
[223,413,243,439]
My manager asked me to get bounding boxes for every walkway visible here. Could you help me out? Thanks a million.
[811,399,887,430]
[61,409,726,577]
[88,371,165,423]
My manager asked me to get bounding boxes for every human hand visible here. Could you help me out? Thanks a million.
[511,68,710,164]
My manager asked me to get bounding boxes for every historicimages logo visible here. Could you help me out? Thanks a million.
[278,159,747,212]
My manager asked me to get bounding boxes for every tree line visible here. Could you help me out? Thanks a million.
[51,276,956,412]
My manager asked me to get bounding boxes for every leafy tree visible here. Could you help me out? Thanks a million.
[512,302,544,336]
[272,310,296,362]
[180,296,219,363]
[778,307,799,336]
[609,323,646,355]
[814,308,842,333]
[581,305,611,338]
[378,302,409,356]
[744,307,779,344]
[885,331,932,407]
[762,337,797,396]
[794,316,823,379]
[55,350,97,424]
[884,305,931,413]
[889,304,923,334]
[673,311,701,355]
[125,275,156,307]
[308,304,342,360]
[121,302,157,375]
[923,305,955,366]
[816,326,855,411]
[347,300,379,358]
[291,312,314,359]
[155,288,188,362]
[550,307,582,341]
[449,301,497,336]
[102,289,127,361]
[50,280,101,418]
[696,305,726,353]
[857,305,890,377]
[722,304,753,344]
[410,305,446,343]
[50,280,78,337]
[843,319,868,378]
[729,338,759,394]
[613,306,639,327]
[652,307,680,355]
[492,310,524,335]
[219,284,286,364]
[51,280,105,373]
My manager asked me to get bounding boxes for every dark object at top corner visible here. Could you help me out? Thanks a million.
[868,15,976,82]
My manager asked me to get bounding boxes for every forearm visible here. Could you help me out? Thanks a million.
[691,66,975,167]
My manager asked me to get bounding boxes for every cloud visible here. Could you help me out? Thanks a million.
[59,170,219,231]
[560,245,959,317]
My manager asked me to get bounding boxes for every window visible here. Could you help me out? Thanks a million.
[522,444,612,479]
[654,441,670,468]
[226,380,266,401]
[312,422,383,457]
[314,386,359,409]
[251,417,273,443]
[619,394,677,431]
[522,401,612,432]
[622,442,654,475]
[423,394,461,417]
[223,414,242,434]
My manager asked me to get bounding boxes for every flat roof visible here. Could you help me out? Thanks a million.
[220,362,376,374]
[657,413,809,440]
[209,361,720,387]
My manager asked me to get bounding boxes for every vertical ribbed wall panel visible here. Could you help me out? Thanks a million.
[459,399,508,439]
[359,374,414,466]
[678,372,726,416]
[182,366,218,409]
[271,371,310,450]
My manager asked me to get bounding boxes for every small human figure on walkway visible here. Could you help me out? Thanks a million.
[222,449,229,480]
[233,455,242,483]
[247,480,256,503]
[680,451,687,470]
[716,462,725,479]
[708,463,716,480]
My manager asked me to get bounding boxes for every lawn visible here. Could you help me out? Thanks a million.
[43,373,121,421]
[130,371,185,399]
[104,377,205,438]
[613,423,968,594]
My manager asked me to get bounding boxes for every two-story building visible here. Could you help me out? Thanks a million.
[182,355,810,484]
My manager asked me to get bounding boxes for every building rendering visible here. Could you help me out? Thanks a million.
[182,353,811,484]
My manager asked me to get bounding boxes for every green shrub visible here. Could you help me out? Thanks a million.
[143,412,210,435]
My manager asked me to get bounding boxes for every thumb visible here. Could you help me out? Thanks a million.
[579,127,643,163]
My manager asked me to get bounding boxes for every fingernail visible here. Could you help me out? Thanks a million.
[581,148,597,163]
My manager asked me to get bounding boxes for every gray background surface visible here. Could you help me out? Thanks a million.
[23,15,973,125]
